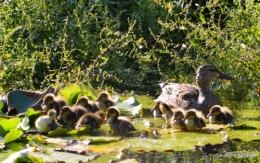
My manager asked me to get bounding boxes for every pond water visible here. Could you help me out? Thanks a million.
[0,96,260,163]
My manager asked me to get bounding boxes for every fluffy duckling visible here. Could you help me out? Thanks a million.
[75,111,105,132]
[182,109,206,131]
[74,96,100,113]
[171,108,186,130]
[41,93,67,115]
[96,91,115,111]
[35,110,59,133]
[57,105,87,127]
[106,106,136,136]
[151,102,173,127]
[207,105,234,124]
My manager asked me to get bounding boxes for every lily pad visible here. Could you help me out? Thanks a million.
[0,118,22,132]
[4,128,23,144]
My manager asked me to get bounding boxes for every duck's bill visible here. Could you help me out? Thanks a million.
[206,113,212,118]
[218,73,234,80]
[41,102,46,106]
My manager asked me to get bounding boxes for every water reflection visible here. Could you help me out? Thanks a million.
[121,141,260,162]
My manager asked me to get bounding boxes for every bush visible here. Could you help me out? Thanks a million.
[0,0,259,102]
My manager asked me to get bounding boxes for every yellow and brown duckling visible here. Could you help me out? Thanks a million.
[96,91,115,111]
[75,111,105,132]
[74,96,100,113]
[35,109,60,133]
[57,105,87,127]
[182,109,206,131]
[106,106,136,136]
[207,105,234,124]
[171,108,186,130]
[41,93,67,115]
[151,101,174,127]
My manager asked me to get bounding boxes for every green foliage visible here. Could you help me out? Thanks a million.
[0,0,259,102]
[4,128,23,144]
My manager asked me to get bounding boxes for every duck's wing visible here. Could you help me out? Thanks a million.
[155,83,200,109]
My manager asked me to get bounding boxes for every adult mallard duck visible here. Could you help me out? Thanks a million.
[182,109,206,131]
[106,106,136,136]
[75,111,105,132]
[96,91,115,111]
[207,105,234,124]
[41,93,67,115]
[57,105,87,127]
[155,64,234,113]
[74,96,100,113]
[151,101,173,127]
[171,108,186,130]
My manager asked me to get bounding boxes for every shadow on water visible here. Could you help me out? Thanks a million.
[121,140,260,162]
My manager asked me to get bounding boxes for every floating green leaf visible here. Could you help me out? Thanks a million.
[0,118,22,132]
[17,116,30,131]
[4,128,23,144]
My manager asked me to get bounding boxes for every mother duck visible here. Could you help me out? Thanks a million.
[155,64,234,113]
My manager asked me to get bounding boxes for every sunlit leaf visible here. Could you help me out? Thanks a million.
[199,13,206,24]
[48,127,77,137]
[0,100,4,111]
[27,154,44,163]
[129,104,143,116]
[1,147,36,163]
[116,96,139,109]
[0,118,22,132]
[4,128,23,144]
[17,115,30,131]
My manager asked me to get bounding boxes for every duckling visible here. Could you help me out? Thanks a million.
[96,91,115,111]
[74,96,100,113]
[151,101,173,127]
[57,105,87,127]
[35,110,59,133]
[207,105,234,124]
[171,108,186,130]
[106,106,136,136]
[182,109,206,131]
[41,93,67,115]
[75,111,105,132]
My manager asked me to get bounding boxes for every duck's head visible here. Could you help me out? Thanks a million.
[47,109,57,120]
[207,105,222,117]
[151,102,171,114]
[173,109,184,120]
[57,106,72,120]
[182,110,197,121]
[106,106,120,120]
[41,93,55,106]
[95,111,106,124]
[74,96,89,106]
[97,91,110,101]
[196,64,234,85]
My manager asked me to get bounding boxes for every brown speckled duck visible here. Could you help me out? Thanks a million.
[74,96,100,113]
[171,108,186,130]
[57,105,87,127]
[106,106,136,136]
[41,93,67,115]
[182,109,206,131]
[207,105,234,124]
[96,91,115,111]
[155,64,234,113]
[75,111,105,132]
